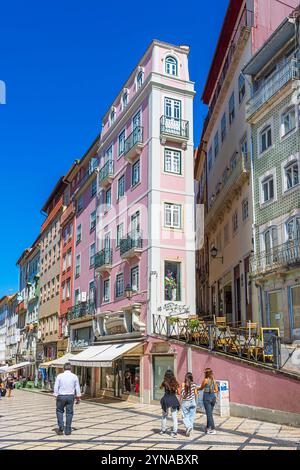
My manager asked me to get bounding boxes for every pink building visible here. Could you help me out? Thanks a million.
[70,40,196,403]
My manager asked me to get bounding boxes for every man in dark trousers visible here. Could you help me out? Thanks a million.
[53,362,81,435]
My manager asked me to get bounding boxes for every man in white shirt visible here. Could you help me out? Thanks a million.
[53,362,81,435]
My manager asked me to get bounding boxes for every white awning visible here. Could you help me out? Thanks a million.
[0,362,33,374]
[40,353,77,369]
[70,342,142,367]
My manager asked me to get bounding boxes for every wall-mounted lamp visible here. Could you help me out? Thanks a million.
[125,284,133,301]
[210,246,223,264]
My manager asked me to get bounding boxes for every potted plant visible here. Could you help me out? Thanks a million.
[169,316,180,325]
[165,271,177,300]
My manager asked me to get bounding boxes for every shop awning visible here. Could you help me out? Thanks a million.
[0,362,33,374]
[69,342,142,367]
[40,353,77,369]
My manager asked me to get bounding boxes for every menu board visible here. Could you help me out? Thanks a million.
[260,328,280,357]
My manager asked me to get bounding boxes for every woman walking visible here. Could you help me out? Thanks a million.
[159,369,180,438]
[6,374,14,398]
[198,368,219,434]
[181,372,198,437]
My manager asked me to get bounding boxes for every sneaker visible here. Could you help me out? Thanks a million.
[65,429,72,436]
[171,432,177,438]
[207,429,216,435]
[159,430,166,435]
[186,427,192,437]
[55,428,64,436]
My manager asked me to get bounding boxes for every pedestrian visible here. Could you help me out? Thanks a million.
[198,368,219,434]
[159,369,180,438]
[180,372,198,437]
[6,374,14,398]
[53,362,81,436]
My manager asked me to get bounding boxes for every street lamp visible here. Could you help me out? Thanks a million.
[125,284,133,301]
[210,245,223,264]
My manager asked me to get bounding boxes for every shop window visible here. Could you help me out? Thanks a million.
[101,367,114,390]
[164,261,181,301]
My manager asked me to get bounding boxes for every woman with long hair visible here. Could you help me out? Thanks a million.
[198,368,219,434]
[180,372,198,437]
[159,369,180,438]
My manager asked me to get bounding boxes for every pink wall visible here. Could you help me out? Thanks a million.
[170,341,300,414]
[253,0,299,53]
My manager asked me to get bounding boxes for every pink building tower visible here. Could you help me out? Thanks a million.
[70,40,196,403]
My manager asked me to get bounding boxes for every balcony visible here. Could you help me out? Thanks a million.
[250,240,300,278]
[120,230,143,259]
[99,160,114,190]
[61,201,76,227]
[246,60,299,121]
[160,116,189,148]
[205,154,250,233]
[124,126,144,163]
[95,249,112,274]
[202,6,253,138]
[67,301,95,322]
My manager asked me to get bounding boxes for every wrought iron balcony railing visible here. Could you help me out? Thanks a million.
[160,116,189,139]
[247,60,299,118]
[206,154,250,228]
[120,230,143,257]
[67,300,95,321]
[250,240,300,277]
[99,159,114,185]
[124,126,143,156]
[95,249,112,270]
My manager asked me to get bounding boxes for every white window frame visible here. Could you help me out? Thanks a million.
[281,153,300,193]
[75,254,81,278]
[164,148,182,175]
[131,266,139,292]
[242,198,249,222]
[285,215,300,242]
[164,203,182,229]
[258,119,273,156]
[229,92,235,124]
[132,159,140,187]
[280,104,297,140]
[118,129,126,157]
[165,55,178,76]
[136,68,144,91]
[103,279,110,303]
[76,224,82,244]
[90,210,96,231]
[259,168,277,206]
[115,273,124,298]
[89,243,96,268]
[121,89,129,110]
[117,174,125,200]
[116,223,124,248]
[232,210,238,234]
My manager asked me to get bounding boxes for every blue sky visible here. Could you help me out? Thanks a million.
[0,0,229,297]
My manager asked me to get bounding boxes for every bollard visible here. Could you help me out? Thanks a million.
[272,335,281,370]
[208,324,214,351]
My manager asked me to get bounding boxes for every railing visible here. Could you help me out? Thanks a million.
[124,126,143,155]
[120,230,143,256]
[250,240,300,277]
[206,154,250,221]
[160,116,189,139]
[67,300,95,321]
[152,315,275,365]
[247,60,299,118]
[203,6,253,135]
[61,201,76,226]
[99,159,114,184]
[95,249,112,269]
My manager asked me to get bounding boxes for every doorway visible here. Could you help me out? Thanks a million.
[267,290,285,337]
[224,283,233,324]
[153,355,174,401]
[234,265,241,324]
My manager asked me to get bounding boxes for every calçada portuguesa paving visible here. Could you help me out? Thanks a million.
[0,390,299,450]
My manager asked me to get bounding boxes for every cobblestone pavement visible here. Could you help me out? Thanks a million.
[0,390,299,450]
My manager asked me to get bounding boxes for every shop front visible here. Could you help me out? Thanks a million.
[69,341,144,401]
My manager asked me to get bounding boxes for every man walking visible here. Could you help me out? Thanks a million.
[53,362,81,436]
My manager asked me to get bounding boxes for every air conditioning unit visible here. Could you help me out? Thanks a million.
[80,292,87,302]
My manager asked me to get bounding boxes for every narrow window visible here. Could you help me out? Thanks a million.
[165,56,178,76]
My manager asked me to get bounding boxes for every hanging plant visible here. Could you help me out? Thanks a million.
[169,316,180,325]
[188,319,200,331]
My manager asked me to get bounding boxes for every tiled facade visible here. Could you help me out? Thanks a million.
[245,16,300,343]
